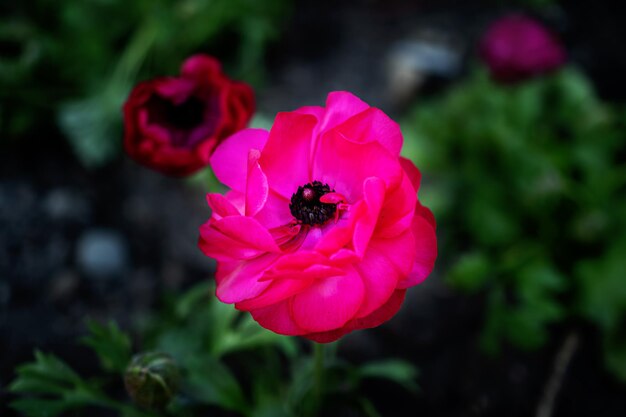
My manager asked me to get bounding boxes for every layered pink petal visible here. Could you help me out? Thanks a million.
[215,255,276,303]
[260,112,318,198]
[313,129,402,202]
[352,177,386,256]
[245,149,268,217]
[416,202,437,230]
[368,228,417,279]
[397,214,438,289]
[236,263,345,311]
[333,107,403,157]
[249,300,305,336]
[236,277,313,311]
[198,216,280,261]
[317,91,370,133]
[305,289,407,343]
[291,268,364,332]
[294,105,325,121]
[252,191,292,229]
[399,157,422,194]
[375,172,417,238]
[354,245,402,318]
[314,212,359,256]
[210,129,269,192]
[206,193,241,218]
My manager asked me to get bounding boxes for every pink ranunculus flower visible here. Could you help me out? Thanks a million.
[198,92,437,342]
[480,14,566,83]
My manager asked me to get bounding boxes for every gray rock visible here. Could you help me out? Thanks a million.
[43,188,90,223]
[76,229,128,280]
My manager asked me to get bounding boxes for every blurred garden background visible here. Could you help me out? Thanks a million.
[1,0,626,416]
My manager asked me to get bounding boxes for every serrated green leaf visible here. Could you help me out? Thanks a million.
[11,351,82,391]
[9,351,115,417]
[81,319,132,373]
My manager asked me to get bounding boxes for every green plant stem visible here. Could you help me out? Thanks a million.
[313,342,325,413]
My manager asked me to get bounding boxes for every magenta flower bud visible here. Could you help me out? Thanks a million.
[124,352,180,410]
[479,14,566,83]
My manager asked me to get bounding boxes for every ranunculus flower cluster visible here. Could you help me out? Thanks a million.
[123,54,255,176]
[479,14,566,83]
[198,91,437,342]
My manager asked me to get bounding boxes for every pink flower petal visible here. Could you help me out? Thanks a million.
[368,228,417,278]
[252,191,292,229]
[210,128,269,192]
[314,215,358,256]
[265,250,330,273]
[260,112,318,199]
[215,255,276,303]
[375,172,417,238]
[313,129,402,202]
[294,105,325,121]
[206,193,241,218]
[245,149,268,217]
[236,263,345,311]
[416,202,437,230]
[397,214,437,288]
[400,157,422,194]
[180,54,222,79]
[333,107,403,157]
[354,244,402,318]
[198,216,280,262]
[291,268,365,332]
[318,91,370,133]
[236,277,313,310]
[304,289,406,343]
[249,300,305,336]
[352,177,386,256]
[153,78,196,103]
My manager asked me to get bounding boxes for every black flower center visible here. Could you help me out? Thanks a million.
[146,95,205,131]
[289,181,337,225]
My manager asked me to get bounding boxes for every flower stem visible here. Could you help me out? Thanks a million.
[313,342,325,413]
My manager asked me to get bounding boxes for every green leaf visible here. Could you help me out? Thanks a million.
[81,319,132,373]
[576,237,626,331]
[447,252,491,292]
[9,351,112,417]
[604,333,626,382]
[58,92,123,168]
[184,356,250,414]
[11,351,83,391]
[358,359,419,393]
[173,280,213,319]
[212,313,298,359]
[358,397,383,417]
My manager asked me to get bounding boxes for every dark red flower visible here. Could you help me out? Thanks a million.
[479,15,566,83]
[123,55,255,176]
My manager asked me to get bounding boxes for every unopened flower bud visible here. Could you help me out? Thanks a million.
[124,352,180,410]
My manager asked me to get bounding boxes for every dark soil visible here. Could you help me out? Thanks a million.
[2,1,626,416]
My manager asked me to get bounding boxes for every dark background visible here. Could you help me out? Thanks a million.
[2,0,626,415]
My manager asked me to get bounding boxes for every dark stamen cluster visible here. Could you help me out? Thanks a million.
[289,181,336,225]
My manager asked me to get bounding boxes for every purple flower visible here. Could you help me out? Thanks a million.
[480,14,566,83]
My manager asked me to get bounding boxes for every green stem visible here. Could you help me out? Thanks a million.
[313,342,325,414]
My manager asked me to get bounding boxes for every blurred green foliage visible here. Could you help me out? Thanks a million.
[0,0,291,167]
[402,68,626,380]
[11,282,420,416]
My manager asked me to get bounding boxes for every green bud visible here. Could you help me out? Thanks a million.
[124,352,180,410]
